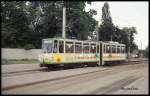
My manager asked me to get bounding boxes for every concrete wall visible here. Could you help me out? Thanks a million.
[2,48,42,60]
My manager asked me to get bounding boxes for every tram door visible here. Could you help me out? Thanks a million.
[100,42,103,65]
[59,40,64,53]
[97,43,101,66]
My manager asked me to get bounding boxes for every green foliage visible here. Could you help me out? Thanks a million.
[65,1,97,40]
[121,27,138,52]
[98,2,115,41]
[2,1,97,48]
[2,1,34,48]
[101,2,113,25]
[98,2,138,53]
[1,1,138,52]
[24,44,36,50]
[2,59,8,65]
[144,46,149,57]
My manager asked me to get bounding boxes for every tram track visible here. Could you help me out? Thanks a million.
[2,67,110,91]
[2,59,148,78]
[2,66,75,77]
[89,75,142,94]
[2,69,45,77]
[2,60,147,92]
[105,59,148,66]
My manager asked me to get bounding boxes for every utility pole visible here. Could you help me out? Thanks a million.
[62,3,66,39]
[128,31,130,59]
[140,41,143,58]
[96,24,99,41]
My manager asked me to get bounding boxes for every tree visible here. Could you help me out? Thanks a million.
[65,1,98,40]
[121,27,138,53]
[1,1,98,48]
[98,2,138,53]
[98,2,115,41]
[144,45,149,57]
[101,2,112,25]
[1,1,32,48]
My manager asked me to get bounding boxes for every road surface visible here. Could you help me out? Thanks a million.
[2,61,148,95]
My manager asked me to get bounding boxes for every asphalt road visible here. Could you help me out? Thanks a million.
[2,61,148,95]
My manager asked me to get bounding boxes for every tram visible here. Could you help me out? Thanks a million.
[38,38,127,68]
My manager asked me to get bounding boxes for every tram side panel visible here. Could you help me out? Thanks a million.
[100,42,103,65]
[39,38,127,67]
[39,39,101,67]
[101,42,127,65]
[40,53,100,64]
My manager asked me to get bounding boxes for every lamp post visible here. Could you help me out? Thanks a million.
[62,2,66,39]
[96,24,99,41]
[140,41,142,58]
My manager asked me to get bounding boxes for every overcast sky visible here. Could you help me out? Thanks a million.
[85,1,148,49]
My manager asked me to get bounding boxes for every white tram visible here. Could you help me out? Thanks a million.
[38,38,127,68]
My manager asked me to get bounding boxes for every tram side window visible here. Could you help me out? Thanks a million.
[124,47,126,53]
[121,46,125,53]
[53,40,58,53]
[66,42,74,53]
[112,45,116,53]
[59,41,64,53]
[117,46,120,53]
[90,44,96,53]
[83,43,89,53]
[106,45,110,53]
[42,42,53,53]
[75,43,82,53]
[120,46,122,53]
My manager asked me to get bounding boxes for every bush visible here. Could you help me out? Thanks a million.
[24,44,35,50]
[2,59,8,64]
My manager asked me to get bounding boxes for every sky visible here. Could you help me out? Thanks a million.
[85,1,148,50]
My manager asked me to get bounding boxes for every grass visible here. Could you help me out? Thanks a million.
[2,59,38,65]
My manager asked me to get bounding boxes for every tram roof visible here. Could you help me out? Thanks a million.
[42,38,125,46]
[43,38,100,43]
[102,41,125,46]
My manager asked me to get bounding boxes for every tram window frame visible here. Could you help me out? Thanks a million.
[83,43,89,53]
[106,45,111,53]
[124,46,126,53]
[65,41,74,53]
[75,42,82,53]
[120,46,122,53]
[90,43,96,53]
